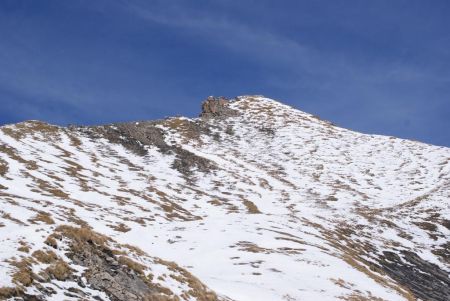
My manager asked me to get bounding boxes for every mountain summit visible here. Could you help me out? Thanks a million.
[0,96,449,301]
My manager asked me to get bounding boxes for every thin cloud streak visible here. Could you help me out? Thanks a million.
[125,1,447,87]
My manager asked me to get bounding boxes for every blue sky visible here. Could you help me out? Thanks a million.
[0,1,449,146]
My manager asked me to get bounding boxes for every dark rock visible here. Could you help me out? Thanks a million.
[84,121,217,177]
[200,96,239,118]
[441,219,450,230]
[22,294,44,301]
[67,240,158,301]
[224,126,234,135]
[100,121,170,156]
[259,127,275,136]
[171,146,216,175]
[377,250,450,301]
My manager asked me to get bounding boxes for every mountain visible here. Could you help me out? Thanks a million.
[0,96,449,301]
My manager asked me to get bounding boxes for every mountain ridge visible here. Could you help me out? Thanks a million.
[0,95,449,301]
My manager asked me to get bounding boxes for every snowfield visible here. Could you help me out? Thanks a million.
[0,96,449,301]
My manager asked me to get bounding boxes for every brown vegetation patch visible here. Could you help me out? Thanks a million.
[164,118,202,142]
[0,145,38,170]
[327,195,338,202]
[207,198,239,213]
[242,200,261,214]
[0,286,22,299]
[156,258,219,301]
[235,241,272,254]
[17,241,30,253]
[118,256,146,275]
[45,260,73,281]
[1,211,26,225]
[208,199,222,206]
[258,178,272,190]
[55,225,109,248]
[32,250,58,264]
[44,236,58,249]
[157,197,201,221]
[339,292,387,301]
[22,173,69,199]
[0,158,8,176]
[10,258,35,287]
[67,133,82,148]
[111,222,131,233]
[28,211,55,225]
[2,121,60,140]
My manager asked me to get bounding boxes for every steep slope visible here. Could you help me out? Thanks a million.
[0,96,449,301]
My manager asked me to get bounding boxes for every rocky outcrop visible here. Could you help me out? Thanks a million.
[70,244,157,301]
[377,250,450,301]
[81,121,217,176]
[200,96,238,118]
[41,226,220,301]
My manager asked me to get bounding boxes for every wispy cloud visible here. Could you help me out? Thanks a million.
[123,0,448,87]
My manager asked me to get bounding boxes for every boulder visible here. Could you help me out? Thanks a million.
[200,96,238,118]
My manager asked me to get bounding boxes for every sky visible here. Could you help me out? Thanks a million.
[0,1,449,146]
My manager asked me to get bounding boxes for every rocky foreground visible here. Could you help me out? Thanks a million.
[0,96,449,301]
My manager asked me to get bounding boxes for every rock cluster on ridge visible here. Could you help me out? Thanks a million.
[199,96,239,118]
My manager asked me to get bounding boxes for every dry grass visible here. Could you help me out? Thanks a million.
[0,145,38,170]
[235,241,271,254]
[17,245,30,253]
[45,260,72,281]
[156,259,219,301]
[1,212,25,225]
[208,199,222,206]
[112,223,131,233]
[28,211,55,225]
[60,158,91,192]
[67,134,82,148]
[164,118,201,143]
[10,259,34,287]
[207,198,239,213]
[32,250,58,264]
[339,293,387,301]
[327,195,338,202]
[44,236,58,249]
[258,178,272,190]
[17,241,30,253]
[159,199,198,221]
[0,286,21,299]
[55,225,110,249]
[118,256,146,275]
[33,178,69,199]
[242,200,261,214]
[121,244,147,256]
[0,159,8,176]
[1,121,59,140]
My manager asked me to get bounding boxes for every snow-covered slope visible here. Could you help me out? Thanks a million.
[0,96,449,301]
